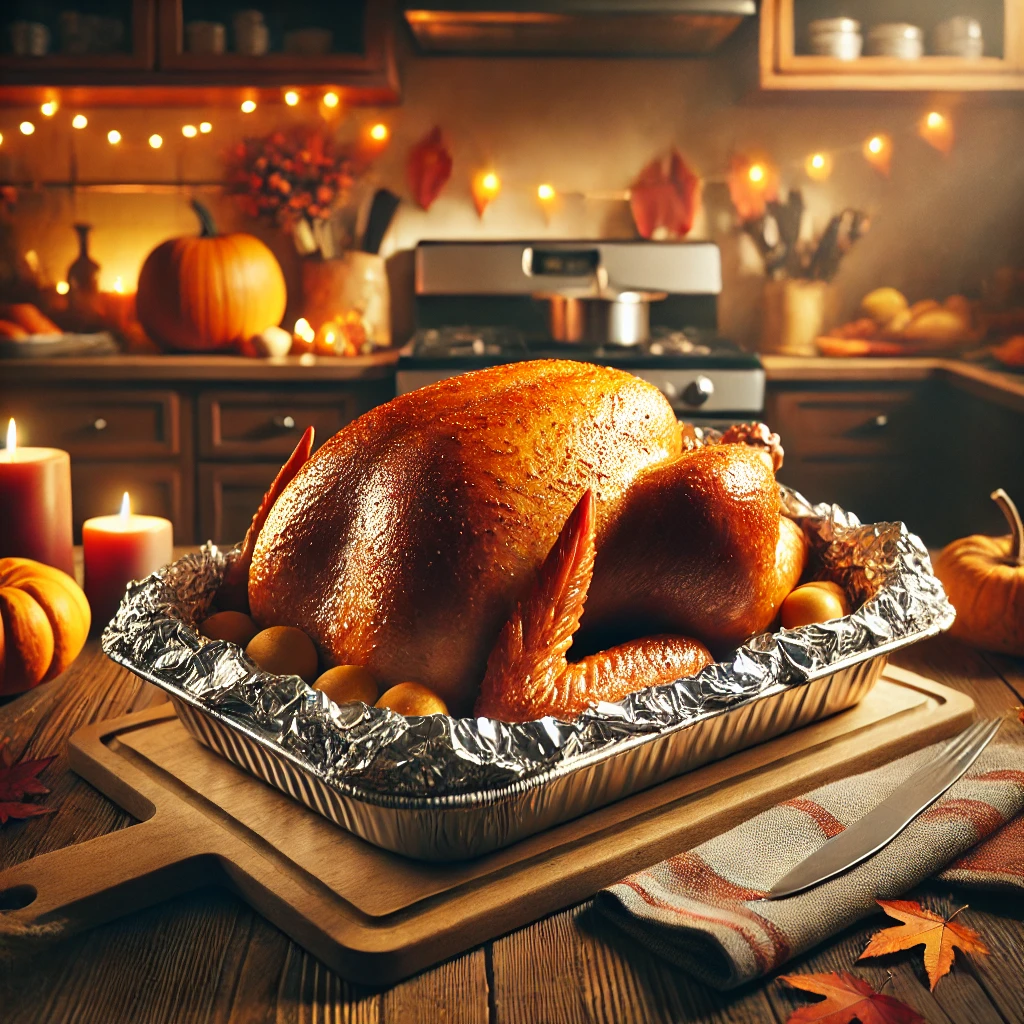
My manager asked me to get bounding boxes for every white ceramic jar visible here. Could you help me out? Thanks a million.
[933,17,983,58]
[867,23,923,59]
[808,17,862,60]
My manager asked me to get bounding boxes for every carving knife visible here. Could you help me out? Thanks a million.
[766,718,1002,900]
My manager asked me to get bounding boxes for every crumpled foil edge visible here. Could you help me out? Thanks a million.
[102,486,955,802]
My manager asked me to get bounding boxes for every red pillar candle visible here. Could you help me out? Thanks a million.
[83,491,173,629]
[0,418,75,576]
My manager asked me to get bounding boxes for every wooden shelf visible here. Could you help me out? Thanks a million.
[760,0,1024,91]
[0,0,399,107]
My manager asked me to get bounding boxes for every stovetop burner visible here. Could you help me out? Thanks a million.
[405,325,756,370]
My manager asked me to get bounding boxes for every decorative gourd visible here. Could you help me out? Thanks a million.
[934,489,1024,656]
[0,557,91,695]
[136,199,287,353]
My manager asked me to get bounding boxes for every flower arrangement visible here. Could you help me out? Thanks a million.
[226,128,358,259]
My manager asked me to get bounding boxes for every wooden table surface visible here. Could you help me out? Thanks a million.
[1,636,1022,1024]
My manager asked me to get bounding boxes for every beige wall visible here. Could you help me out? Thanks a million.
[3,27,1024,347]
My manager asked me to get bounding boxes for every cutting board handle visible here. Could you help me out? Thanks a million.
[0,811,214,943]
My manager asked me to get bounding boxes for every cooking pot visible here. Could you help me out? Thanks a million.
[541,289,667,346]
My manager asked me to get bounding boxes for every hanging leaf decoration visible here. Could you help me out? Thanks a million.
[629,149,702,240]
[780,971,926,1024]
[727,154,780,221]
[407,127,453,212]
[858,900,990,991]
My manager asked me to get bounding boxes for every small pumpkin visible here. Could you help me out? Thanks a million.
[136,199,287,353]
[934,488,1024,656]
[0,557,91,695]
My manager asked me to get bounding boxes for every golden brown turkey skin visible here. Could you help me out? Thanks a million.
[248,360,799,715]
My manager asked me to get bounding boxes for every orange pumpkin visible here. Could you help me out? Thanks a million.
[0,557,91,695]
[934,488,1024,656]
[136,199,287,353]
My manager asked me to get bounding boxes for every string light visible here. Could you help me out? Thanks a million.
[40,101,57,117]
[199,121,212,133]
[72,114,87,129]
[472,170,502,216]
[747,163,766,184]
[804,151,833,181]
[240,100,256,113]
[537,183,555,201]
[107,129,121,145]
[919,110,954,155]
[284,90,300,106]
[323,91,339,108]
[56,281,69,295]
[862,133,892,176]
[0,132,4,146]
[182,124,198,138]
[148,133,163,149]
[369,122,388,142]
[19,121,35,135]
[293,318,315,344]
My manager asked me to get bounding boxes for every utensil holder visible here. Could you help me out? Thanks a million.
[759,278,835,356]
[300,253,391,347]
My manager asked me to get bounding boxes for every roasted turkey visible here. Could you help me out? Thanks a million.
[221,360,806,719]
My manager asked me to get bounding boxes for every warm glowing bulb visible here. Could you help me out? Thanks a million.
[294,318,315,343]
[482,172,500,194]
[120,491,131,518]
[72,114,87,129]
[284,90,299,106]
[369,122,388,142]
[6,418,16,455]
[148,134,163,149]
[926,111,944,129]
[804,151,833,181]
[241,100,256,113]
[867,136,884,155]
[107,129,121,144]
[113,276,124,294]
[199,121,212,133]
[20,121,35,136]
[181,124,198,138]
[537,183,555,201]
[748,163,765,184]
[0,133,4,146]
[56,280,70,295]
[40,101,57,117]
[323,91,339,108]
[323,328,336,347]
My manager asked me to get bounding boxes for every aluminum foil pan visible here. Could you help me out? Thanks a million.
[102,487,955,859]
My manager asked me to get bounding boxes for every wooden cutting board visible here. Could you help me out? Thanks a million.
[0,665,972,985]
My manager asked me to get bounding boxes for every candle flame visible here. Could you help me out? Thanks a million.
[113,276,124,294]
[6,417,15,456]
[294,318,315,343]
[120,491,131,519]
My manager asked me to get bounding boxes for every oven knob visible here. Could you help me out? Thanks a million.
[682,375,714,407]
[660,380,679,401]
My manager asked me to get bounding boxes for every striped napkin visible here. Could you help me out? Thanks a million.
[595,727,1024,990]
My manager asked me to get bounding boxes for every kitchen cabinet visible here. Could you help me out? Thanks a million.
[759,0,1024,91]
[0,0,398,105]
[766,375,1024,548]
[0,365,394,546]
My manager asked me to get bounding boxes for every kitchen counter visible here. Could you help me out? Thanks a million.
[1,351,1021,411]
[0,350,399,383]
[762,355,1024,413]
[1,634,1022,1023]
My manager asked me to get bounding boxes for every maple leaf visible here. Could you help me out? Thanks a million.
[858,900,989,991]
[780,971,925,1024]
[0,739,56,826]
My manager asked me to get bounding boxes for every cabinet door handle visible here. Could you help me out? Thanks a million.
[92,417,108,432]
[271,414,296,431]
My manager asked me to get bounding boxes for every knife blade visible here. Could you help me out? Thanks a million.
[766,718,1002,900]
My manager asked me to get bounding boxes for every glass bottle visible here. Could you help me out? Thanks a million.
[67,222,102,330]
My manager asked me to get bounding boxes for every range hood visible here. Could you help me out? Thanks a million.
[404,0,757,56]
